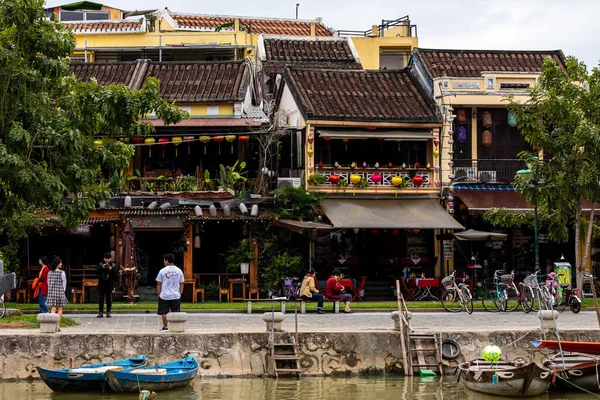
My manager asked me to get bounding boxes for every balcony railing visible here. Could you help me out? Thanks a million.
[336,16,417,37]
[452,159,526,184]
[311,168,432,188]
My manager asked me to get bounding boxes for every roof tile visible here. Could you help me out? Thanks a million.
[414,49,565,78]
[64,18,144,33]
[70,62,137,86]
[171,13,332,36]
[285,68,439,123]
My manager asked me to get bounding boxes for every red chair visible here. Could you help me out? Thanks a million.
[352,276,367,301]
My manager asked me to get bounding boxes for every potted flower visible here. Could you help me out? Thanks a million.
[223,239,254,273]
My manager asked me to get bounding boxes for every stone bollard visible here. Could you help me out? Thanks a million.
[37,313,60,333]
[167,312,189,333]
[537,310,560,330]
[262,312,285,332]
[391,311,412,331]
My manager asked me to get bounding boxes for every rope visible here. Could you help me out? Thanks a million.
[502,329,536,347]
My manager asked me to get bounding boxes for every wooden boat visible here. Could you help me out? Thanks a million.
[105,356,198,393]
[533,340,600,356]
[458,359,550,397]
[37,355,147,392]
[544,352,600,392]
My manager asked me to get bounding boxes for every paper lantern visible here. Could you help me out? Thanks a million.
[482,111,492,128]
[238,135,250,144]
[223,205,231,217]
[124,196,132,208]
[194,206,203,216]
[448,139,454,145]
[307,149,314,157]
[239,203,248,214]
[415,162,421,168]
[482,130,493,147]
[94,139,103,147]
[213,136,224,154]
[433,138,440,147]
[307,135,314,145]
[172,136,182,156]
[322,136,330,141]
[371,173,382,194]
[133,137,144,144]
[350,174,361,185]
[328,174,340,184]
[183,136,194,155]
[308,165,314,172]
[387,162,393,168]
[433,150,439,158]
[343,138,349,151]
[199,135,210,154]
[448,129,454,137]
[435,180,441,188]
[482,345,502,363]
[194,236,201,249]
[434,165,440,173]
[225,135,237,154]
[412,175,424,196]
[209,205,217,217]
[119,137,130,143]
[391,176,403,197]
[448,160,454,167]
[448,174,455,182]
[251,204,259,217]
[456,108,467,124]
[145,137,155,157]
[456,126,468,143]
[507,111,517,127]
[318,161,323,168]
[158,137,169,157]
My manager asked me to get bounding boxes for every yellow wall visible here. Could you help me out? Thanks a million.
[351,36,418,70]
[178,104,235,116]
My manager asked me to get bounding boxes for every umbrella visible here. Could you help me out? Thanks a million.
[454,229,508,241]
[120,220,138,303]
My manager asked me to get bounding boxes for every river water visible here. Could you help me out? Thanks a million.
[2,377,594,399]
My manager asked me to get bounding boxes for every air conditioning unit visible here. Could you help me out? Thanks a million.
[478,170,497,183]
[453,167,475,181]
[277,177,302,189]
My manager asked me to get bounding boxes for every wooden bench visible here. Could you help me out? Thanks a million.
[245,298,340,314]
[299,298,340,314]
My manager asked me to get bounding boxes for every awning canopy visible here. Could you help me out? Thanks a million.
[317,129,434,140]
[457,190,531,211]
[454,229,508,241]
[273,219,334,236]
[321,199,464,230]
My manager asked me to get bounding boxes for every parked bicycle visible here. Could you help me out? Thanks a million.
[440,271,473,314]
[481,270,509,312]
[283,277,300,300]
[481,270,536,312]
[524,269,555,311]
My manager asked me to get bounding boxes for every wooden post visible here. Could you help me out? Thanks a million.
[396,280,411,376]
[183,223,193,280]
[249,236,258,290]
[115,221,121,267]
[590,275,600,330]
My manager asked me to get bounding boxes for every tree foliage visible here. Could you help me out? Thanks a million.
[0,0,187,246]
[501,56,600,292]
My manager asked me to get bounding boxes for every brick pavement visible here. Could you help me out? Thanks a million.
[2,311,597,335]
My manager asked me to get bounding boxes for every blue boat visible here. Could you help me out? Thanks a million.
[105,356,198,393]
[37,355,147,392]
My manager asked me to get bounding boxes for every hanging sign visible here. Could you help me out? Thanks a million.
[443,240,454,261]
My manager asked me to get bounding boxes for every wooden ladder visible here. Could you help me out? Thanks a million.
[409,333,444,376]
[271,334,301,378]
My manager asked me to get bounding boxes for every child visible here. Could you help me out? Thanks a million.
[47,257,68,332]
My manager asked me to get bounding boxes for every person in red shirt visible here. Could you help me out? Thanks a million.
[325,269,353,313]
[38,256,50,313]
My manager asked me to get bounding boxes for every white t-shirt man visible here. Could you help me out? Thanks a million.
[156,264,185,300]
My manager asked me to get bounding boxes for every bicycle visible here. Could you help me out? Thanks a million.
[481,270,509,312]
[0,295,5,319]
[525,269,555,311]
[440,271,473,314]
[481,270,536,313]
[283,277,300,300]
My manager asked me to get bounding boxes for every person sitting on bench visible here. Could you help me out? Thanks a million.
[300,269,324,314]
[326,269,353,313]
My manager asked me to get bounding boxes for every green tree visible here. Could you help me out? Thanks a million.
[487,56,600,293]
[0,0,187,258]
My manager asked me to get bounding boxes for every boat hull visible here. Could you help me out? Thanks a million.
[545,354,600,392]
[459,360,550,397]
[37,355,147,392]
[105,356,199,393]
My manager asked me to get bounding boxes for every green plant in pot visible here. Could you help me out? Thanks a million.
[223,239,255,273]
[308,173,326,185]
[262,251,304,294]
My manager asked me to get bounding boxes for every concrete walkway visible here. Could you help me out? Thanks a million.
[3,311,599,335]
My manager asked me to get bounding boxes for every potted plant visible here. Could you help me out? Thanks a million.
[223,239,254,273]
[308,173,326,185]
[262,252,304,296]
[201,281,221,300]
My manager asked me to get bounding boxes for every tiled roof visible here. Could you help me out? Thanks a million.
[412,48,565,78]
[261,37,361,74]
[141,118,266,127]
[70,62,137,86]
[143,61,249,103]
[167,11,332,36]
[283,68,440,123]
[64,18,145,33]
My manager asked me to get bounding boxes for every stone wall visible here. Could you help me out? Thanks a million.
[1,329,599,380]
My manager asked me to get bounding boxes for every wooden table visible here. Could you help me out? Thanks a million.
[183,279,196,303]
[229,279,246,302]
[408,278,439,301]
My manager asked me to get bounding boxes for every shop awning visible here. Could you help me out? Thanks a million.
[317,129,434,140]
[321,199,464,230]
[457,190,531,211]
[454,229,508,241]
[273,219,334,237]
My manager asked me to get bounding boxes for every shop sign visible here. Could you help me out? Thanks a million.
[130,216,184,229]
[443,240,453,261]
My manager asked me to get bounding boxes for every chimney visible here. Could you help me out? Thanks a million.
[310,22,316,37]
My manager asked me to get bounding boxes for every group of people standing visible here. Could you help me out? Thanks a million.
[299,268,353,314]
[36,256,68,332]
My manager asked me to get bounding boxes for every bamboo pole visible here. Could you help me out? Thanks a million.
[396,280,411,376]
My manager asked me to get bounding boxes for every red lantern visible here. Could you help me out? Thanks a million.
[238,135,250,144]
[133,137,144,156]
[213,136,224,154]
[412,175,424,195]
[307,135,314,145]
[387,162,393,168]
[371,173,382,195]
[322,136,330,141]
[415,162,421,168]
[158,137,169,157]
[318,161,323,168]
[329,174,340,194]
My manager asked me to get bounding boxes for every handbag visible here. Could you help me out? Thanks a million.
[31,277,41,298]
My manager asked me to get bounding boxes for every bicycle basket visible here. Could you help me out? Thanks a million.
[500,274,513,285]
[283,279,293,286]
[523,274,539,288]
[441,276,455,290]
